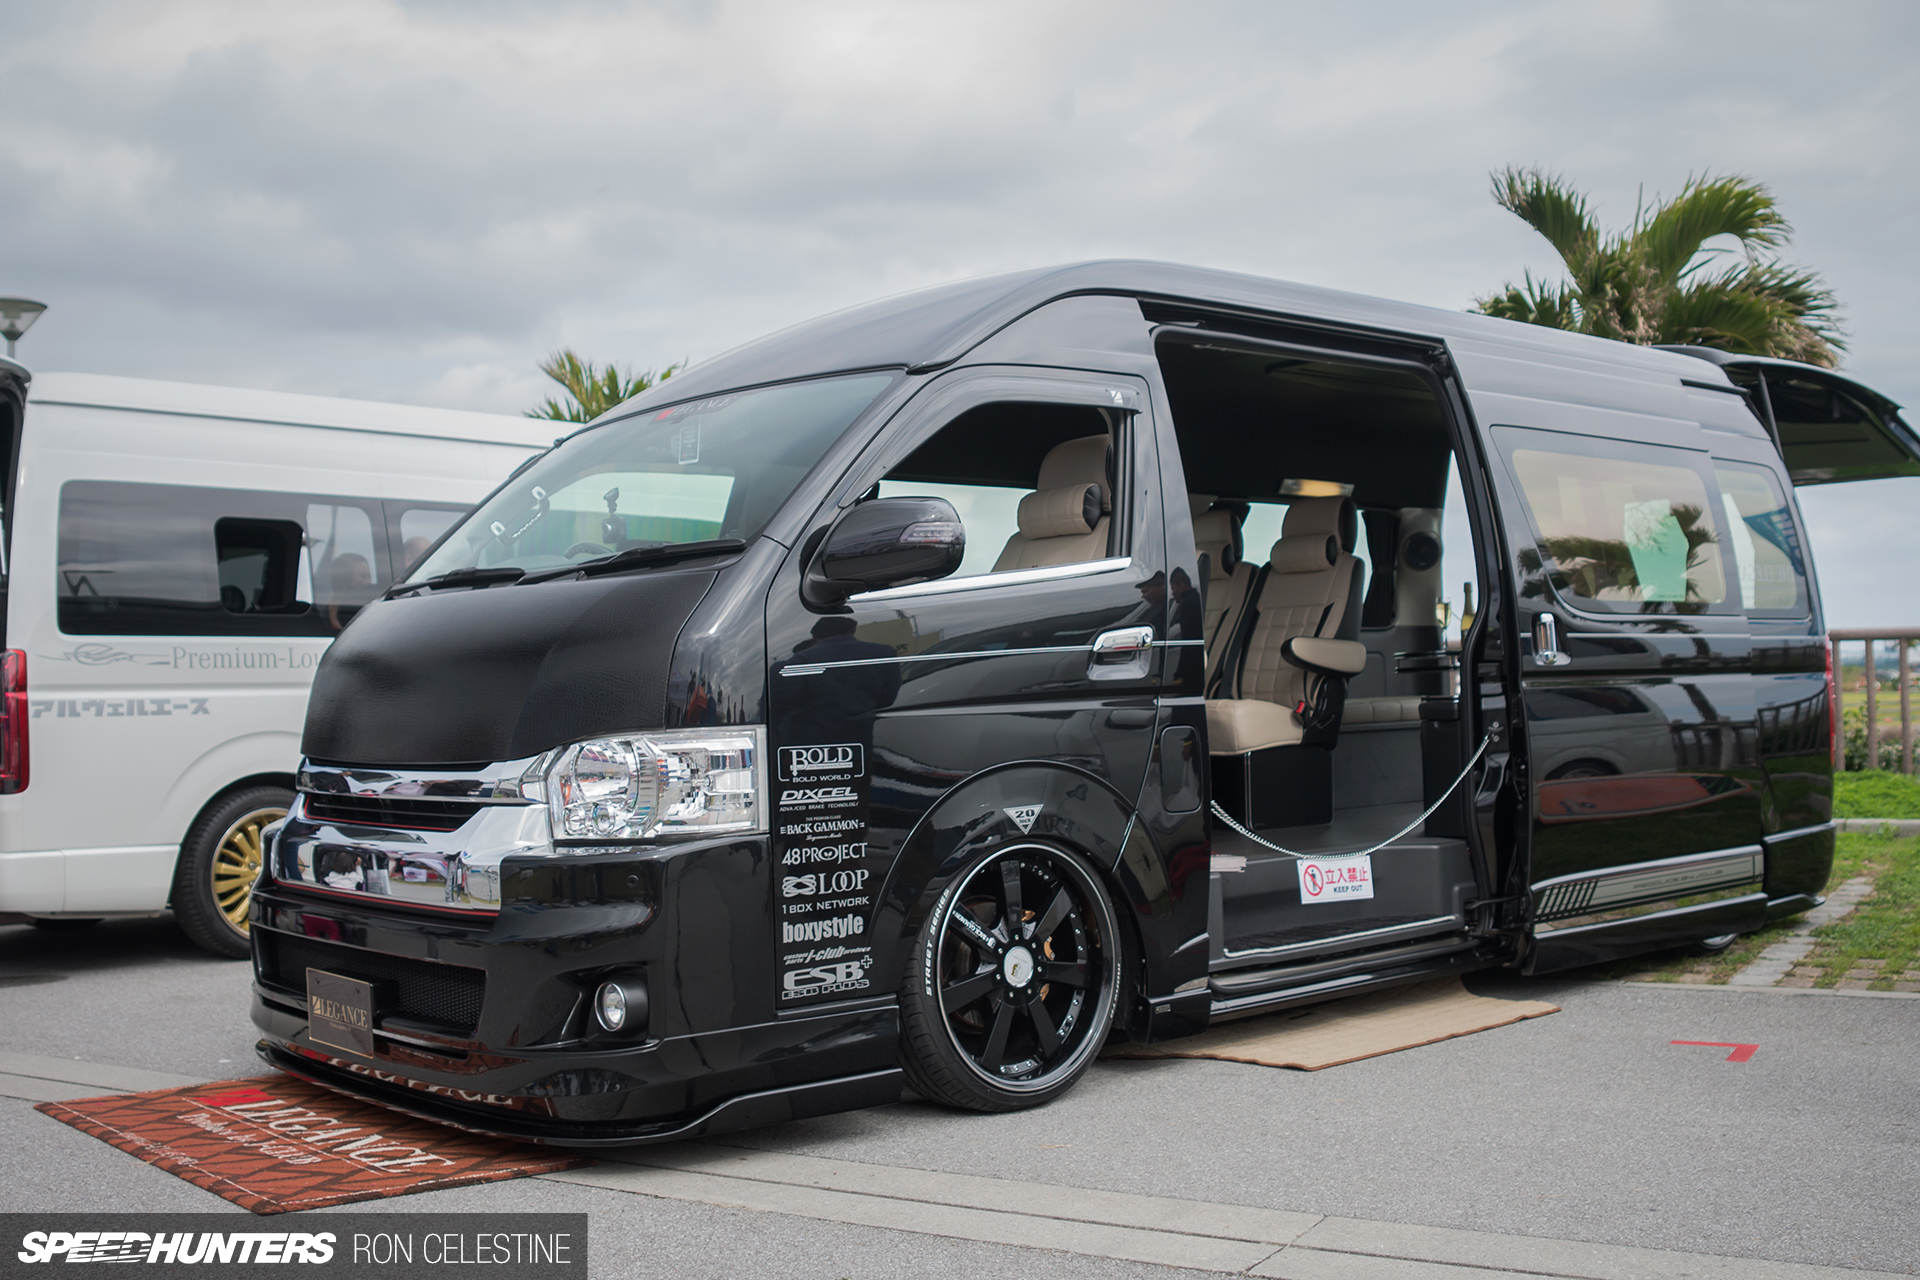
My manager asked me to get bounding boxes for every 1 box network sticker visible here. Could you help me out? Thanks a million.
[774,742,879,1005]
[1298,854,1374,903]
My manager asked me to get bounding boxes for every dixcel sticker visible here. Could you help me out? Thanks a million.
[1004,804,1042,835]
[1298,854,1375,903]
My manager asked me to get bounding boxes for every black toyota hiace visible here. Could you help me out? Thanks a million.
[249,262,1920,1142]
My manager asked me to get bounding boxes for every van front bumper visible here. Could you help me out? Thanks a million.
[248,843,903,1146]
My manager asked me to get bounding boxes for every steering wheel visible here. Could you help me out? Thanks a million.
[564,541,613,557]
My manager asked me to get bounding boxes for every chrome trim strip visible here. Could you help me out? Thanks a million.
[1531,845,1763,924]
[1221,914,1459,961]
[1535,889,1768,937]
[780,637,1198,677]
[1765,821,1837,846]
[849,556,1134,603]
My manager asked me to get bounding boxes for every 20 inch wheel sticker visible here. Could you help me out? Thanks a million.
[774,743,878,1004]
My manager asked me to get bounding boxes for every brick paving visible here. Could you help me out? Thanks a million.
[1727,876,1876,987]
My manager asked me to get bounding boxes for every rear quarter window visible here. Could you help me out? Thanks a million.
[1712,460,1811,618]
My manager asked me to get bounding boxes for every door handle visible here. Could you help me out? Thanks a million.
[1089,626,1155,680]
[1533,613,1570,667]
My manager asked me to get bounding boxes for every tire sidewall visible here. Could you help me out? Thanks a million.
[173,785,291,959]
[902,840,1126,1111]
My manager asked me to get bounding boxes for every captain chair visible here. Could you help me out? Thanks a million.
[993,434,1113,572]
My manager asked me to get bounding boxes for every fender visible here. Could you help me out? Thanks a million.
[868,759,1182,1019]
[158,729,300,847]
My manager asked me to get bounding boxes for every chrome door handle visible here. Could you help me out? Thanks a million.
[1089,626,1155,680]
[1533,613,1570,667]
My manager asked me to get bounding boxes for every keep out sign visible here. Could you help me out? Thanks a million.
[1298,854,1374,903]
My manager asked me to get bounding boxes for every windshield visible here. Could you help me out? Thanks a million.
[411,373,894,580]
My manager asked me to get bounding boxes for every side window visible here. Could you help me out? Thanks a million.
[386,503,469,577]
[57,480,380,637]
[871,401,1117,580]
[1712,461,1810,617]
[1498,430,1729,615]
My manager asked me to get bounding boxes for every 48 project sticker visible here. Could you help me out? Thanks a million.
[774,744,882,1004]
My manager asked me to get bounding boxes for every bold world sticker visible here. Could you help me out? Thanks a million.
[1298,854,1374,904]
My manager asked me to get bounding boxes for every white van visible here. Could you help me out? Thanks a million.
[0,361,551,955]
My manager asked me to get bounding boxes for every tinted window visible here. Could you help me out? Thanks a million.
[1499,430,1729,615]
[1713,461,1810,617]
[58,481,391,637]
[388,504,468,576]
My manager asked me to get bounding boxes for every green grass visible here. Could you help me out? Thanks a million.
[1803,832,1920,989]
[1834,770,1920,819]
[1599,831,1905,985]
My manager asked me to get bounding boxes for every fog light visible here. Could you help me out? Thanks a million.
[592,975,648,1035]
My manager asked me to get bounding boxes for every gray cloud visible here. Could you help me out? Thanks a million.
[3,0,1917,623]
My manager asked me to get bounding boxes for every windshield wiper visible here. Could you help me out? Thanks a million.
[385,566,527,599]
[519,538,749,585]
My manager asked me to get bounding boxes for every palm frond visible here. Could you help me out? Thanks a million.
[1490,167,1598,269]
[527,349,681,422]
[1472,271,1580,330]
[1636,174,1789,284]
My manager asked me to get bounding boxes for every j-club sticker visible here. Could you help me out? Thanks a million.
[774,742,880,1004]
[1298,854,1374,903]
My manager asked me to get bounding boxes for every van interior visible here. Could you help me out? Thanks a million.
[1154,331,1486,993]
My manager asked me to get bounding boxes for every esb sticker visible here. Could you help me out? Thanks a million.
[1299,854,1374,903]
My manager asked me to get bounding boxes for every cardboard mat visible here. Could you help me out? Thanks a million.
[1106,977,1560,1070]
[36,1076,589,1214]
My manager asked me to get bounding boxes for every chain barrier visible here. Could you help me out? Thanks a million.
[1208,735,1494,861]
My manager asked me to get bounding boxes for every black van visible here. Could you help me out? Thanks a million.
[250,262,1919,1142]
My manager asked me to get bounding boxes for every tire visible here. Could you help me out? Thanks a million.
[899,841,1126,1112]
[1547,758,1619,780]
[172,785,291,959]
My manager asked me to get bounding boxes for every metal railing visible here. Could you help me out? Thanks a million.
[1830,627,1920,774]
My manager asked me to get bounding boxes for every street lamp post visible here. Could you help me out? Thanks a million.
[0,299,47,359]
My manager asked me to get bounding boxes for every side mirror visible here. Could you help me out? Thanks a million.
[805,497,965,605]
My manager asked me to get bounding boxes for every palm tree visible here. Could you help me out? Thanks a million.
[527,349,680,422]
[1473,167,1845,367]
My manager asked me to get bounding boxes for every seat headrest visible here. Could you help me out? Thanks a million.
[1017,484,1102,539]
[1192,509,1240,579]
[1270,532,1338,574]
[1036,434,1112,511]
[1188,493,1217,520]
[1282,495,1356,551]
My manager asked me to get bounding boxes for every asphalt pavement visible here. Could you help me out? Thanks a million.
[0,915,1915,1278]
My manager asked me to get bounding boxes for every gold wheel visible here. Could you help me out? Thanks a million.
[210,805,285,935]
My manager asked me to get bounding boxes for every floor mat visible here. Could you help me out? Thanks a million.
[1106,977,1559,1070]
[36,1075,589,1214]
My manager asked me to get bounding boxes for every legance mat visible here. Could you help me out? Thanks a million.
[35,1076,590,1214]
[1105,977,1560,1070]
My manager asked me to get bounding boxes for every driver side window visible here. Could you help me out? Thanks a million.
[873,401,1117,582]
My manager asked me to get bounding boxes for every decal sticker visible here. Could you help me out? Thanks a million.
[1004,804,1042,835]
[774,742,880,1005]
[1298,854,1374,904]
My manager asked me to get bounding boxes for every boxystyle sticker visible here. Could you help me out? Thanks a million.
[1298,854,1374,903]
[774,743,879,1004]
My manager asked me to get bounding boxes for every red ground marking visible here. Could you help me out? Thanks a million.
[1671,1040,1758,1062]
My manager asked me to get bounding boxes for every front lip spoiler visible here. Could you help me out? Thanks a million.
[256,1041,903,1148]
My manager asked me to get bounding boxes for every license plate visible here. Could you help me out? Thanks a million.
[306,968,380,1056]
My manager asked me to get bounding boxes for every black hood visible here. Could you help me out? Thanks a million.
[303,570,716,767]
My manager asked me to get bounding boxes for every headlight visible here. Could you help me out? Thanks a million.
[545,727,765,841]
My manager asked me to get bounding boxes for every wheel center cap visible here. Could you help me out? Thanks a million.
[1002,944,1035,988]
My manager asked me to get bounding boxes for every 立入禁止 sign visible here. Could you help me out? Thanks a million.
[1299,854,1374,904]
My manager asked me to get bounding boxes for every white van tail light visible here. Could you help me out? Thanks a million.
[0,650,27,794]
[1826,640,1841,771]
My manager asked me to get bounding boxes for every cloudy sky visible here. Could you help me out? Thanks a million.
[4,0,1917,626]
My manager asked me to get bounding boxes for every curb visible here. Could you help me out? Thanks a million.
[1835,817,1920,834]
[1621,981,1920,999]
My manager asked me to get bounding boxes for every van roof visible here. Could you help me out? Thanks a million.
[27,371,554,449]
[604,258,1736,419]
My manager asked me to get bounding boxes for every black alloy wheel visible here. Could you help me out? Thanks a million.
[900,842,1124,1112]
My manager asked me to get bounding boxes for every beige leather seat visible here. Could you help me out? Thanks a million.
[1206,496,1366,755]
[1191,504,1254,691]
[994,434,1112,571]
